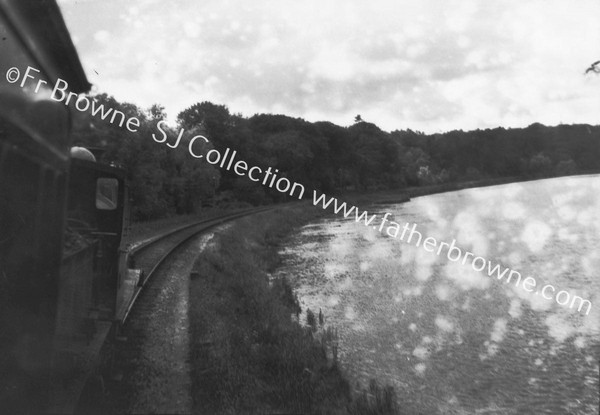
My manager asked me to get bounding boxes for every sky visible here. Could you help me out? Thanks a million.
[57,0,600,133]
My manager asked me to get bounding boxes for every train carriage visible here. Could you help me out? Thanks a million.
[0,1,131,412]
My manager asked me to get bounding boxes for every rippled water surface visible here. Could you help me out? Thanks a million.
[276,175,600,414]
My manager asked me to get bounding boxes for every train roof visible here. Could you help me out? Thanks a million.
[0,0,90,93]
[71,157,128,181]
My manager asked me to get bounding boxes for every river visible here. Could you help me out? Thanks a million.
[275,175,600,414]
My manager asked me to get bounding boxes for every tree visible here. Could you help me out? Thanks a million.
[176,102,232,150]
[555,159,578,176]
[528,153,552,177]
[148,103,167,122]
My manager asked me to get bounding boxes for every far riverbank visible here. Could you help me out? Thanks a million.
[341,172,600,207]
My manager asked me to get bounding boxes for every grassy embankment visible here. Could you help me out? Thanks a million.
[188,203,400,414]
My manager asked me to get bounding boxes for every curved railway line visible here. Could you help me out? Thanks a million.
[78,206,275,414]
[120,206,273,324]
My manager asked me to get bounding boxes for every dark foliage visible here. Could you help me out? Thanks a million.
[72,94,600,221]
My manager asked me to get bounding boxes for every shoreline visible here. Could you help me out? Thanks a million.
[187,205,402,413]
[274,173,600,414]
[185,172,599,413]
[343,171,600,207]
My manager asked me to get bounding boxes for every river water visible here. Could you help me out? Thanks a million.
[276,175,600,414]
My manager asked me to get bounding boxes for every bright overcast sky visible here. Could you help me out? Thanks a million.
[57,0,599,133]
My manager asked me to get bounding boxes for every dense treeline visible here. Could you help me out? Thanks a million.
[72,94,600,221]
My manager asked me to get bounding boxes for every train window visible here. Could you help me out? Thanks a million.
[96,178,118,210]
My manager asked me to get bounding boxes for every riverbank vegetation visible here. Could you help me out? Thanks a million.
[71,95,600,222]
[188,204,400,414]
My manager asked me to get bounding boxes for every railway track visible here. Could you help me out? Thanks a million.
[77,206,275,414]
[119,206,273,324]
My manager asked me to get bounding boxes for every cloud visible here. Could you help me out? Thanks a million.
[57,0,600,132]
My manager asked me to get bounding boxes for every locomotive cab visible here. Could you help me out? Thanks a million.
[51,154,132,411]
[61,156,129,319]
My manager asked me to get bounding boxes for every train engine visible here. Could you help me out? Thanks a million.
[0,1,132,412]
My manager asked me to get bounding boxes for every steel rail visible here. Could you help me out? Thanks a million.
[120,206,274,324]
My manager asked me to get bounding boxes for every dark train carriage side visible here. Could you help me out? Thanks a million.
[0,0,91,412]
[50,155,132,411]
[60,157,130,331]
[0,1,135,412]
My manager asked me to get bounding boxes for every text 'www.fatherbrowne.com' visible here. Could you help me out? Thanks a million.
[312,191,592,316]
